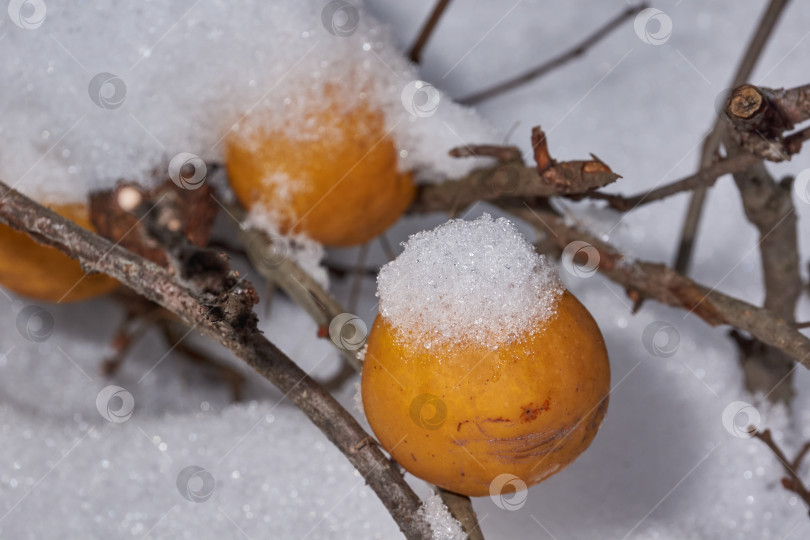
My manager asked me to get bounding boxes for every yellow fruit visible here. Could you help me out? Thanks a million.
[0,203,119,302]
[361,290,610,497]
[225,101,415,247]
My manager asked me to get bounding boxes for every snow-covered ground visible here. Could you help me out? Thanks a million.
[2,0,810,538]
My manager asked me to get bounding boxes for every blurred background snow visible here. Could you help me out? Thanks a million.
[2,0,810,538]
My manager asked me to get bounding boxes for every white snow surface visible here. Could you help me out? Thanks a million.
[377,213,561,350]
[2,0,810,539]
[418,494,465,540]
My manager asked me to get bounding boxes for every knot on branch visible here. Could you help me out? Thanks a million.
[531,126,620,194]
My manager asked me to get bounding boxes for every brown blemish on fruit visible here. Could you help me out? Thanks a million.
[519,399,551,422]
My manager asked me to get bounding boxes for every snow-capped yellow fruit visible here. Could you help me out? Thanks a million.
[361,214,610,497]
[362,290,610,496]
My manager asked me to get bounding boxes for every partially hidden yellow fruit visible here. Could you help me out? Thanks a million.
[362,291,610,496]
[0,203,119,302]
[225,101,415,247]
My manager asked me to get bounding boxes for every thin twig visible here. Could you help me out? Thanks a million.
[102,300,166,376]
[448,144,522,162]
[323,261,378,279]
[587,153,761,211]
[753,429,810,513]
[457,4,647,105]
[675,0,791,274]
[408,0,453,64]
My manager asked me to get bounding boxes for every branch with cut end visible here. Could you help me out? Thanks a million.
[753,429,810,514]
[0,180,434,539]
[589,122,810,211]
[724,83,810,161]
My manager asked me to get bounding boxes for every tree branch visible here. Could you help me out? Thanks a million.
[722,130,801,402]
[0,180,434,539]
[412,129,618,215]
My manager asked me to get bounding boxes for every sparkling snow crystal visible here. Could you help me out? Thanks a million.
[418,493,466,540]
[377,214,562,350]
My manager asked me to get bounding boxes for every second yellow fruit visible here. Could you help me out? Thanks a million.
[226,102,415,247]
